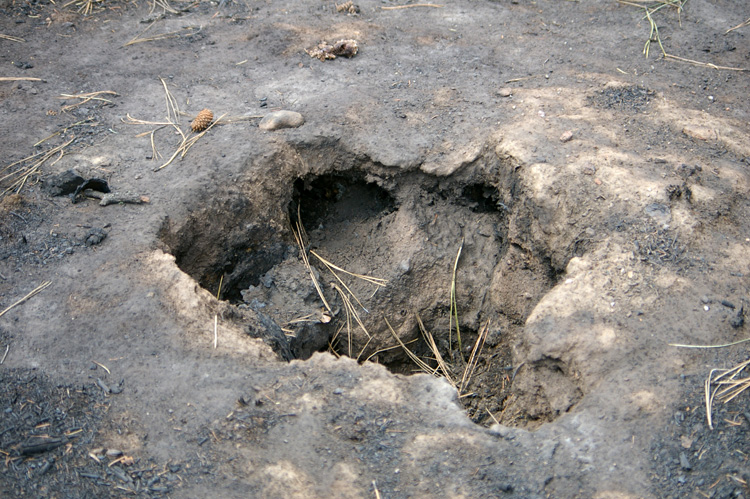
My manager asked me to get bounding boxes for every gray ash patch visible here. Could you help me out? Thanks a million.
[634,227,687,267]
[649,371,750,499]
[0,369,109,498]
[0,369,183,497]
[589,85,655,112]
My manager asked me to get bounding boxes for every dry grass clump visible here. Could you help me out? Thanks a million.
[705,356,750,429]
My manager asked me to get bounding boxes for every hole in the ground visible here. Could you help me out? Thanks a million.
[160,155,576,427]
[290,173,396,232]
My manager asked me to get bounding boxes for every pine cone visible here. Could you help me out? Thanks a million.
[191,109,214,132]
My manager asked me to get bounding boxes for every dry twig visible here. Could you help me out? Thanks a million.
[725,17,750,34]
[705,358,750,429]
[619,0,748,71]
[0,139,74,197]
[59,90,117,112]
[0,281,52,320]
[123,22,201,47]
[0,34,25,42]
[0,77,41,82]
[449,239,464,354]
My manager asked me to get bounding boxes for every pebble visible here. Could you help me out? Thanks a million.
[559,130,574,142]
[679,452,691,470]
[259,110,305,131]
[582,164,596,175]
[497,88,512,97]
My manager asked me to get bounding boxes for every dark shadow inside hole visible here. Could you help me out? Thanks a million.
[289,173,396,232]
[461,183,502,213]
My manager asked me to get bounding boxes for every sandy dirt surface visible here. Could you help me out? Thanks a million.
[1,0,749,497]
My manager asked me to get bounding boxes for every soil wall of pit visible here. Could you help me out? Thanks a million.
[159,139,590,426]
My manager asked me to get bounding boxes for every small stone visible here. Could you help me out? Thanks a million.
[582,164,596,175]
[42,170,84,197]
[559,130,574,143]
[85,228,107,247]
[497,88,512,97]
[679,452,691,471]
[106,449,123,457]
[332,388,343,395]
[259,110,305,131]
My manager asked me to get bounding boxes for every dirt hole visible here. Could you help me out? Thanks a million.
[161,160,575,426]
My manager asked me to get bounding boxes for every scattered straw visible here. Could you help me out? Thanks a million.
[0,345,8,365]
[0,138,73,197]
[449,239,464,354]
[0,281,52,320]
[619,0,748,71]
[385,318,438,376]
[664,54,748,72]
[149,0,180,15]
[214,315,218,349]
[705,358,750,429]
[62,0,104,15]
[459,321,490,394]
[486,408,500,425]
[416,314,454,384]
[59,90,117,113]
[669,337,750,349]
[123,22,201,47]
[0,77,41,82]
[92,361,110,374]
[310,250,387,288]
[373,480,382,499]
[160,77,180,125]
[35,118,95,147]
[292,223,332,313]
[0,34,25,42]
[726,17,750,34]
[124,78,225,171]
[363,338,418,363]
[216,275,224,300]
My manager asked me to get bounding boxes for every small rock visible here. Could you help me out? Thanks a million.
[679,452,691,471]
[259,110,305,131]
[582,164,596,175]
[332,388,343,395]
[41,170,84,197]
[497,88,512,97]
[559,130,574,143]
[85,228,107,247]
[106,449,123,457]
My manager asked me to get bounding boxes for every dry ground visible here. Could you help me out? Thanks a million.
[0,0,749,497]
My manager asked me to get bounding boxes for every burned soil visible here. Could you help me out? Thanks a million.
[1,0,749,497]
